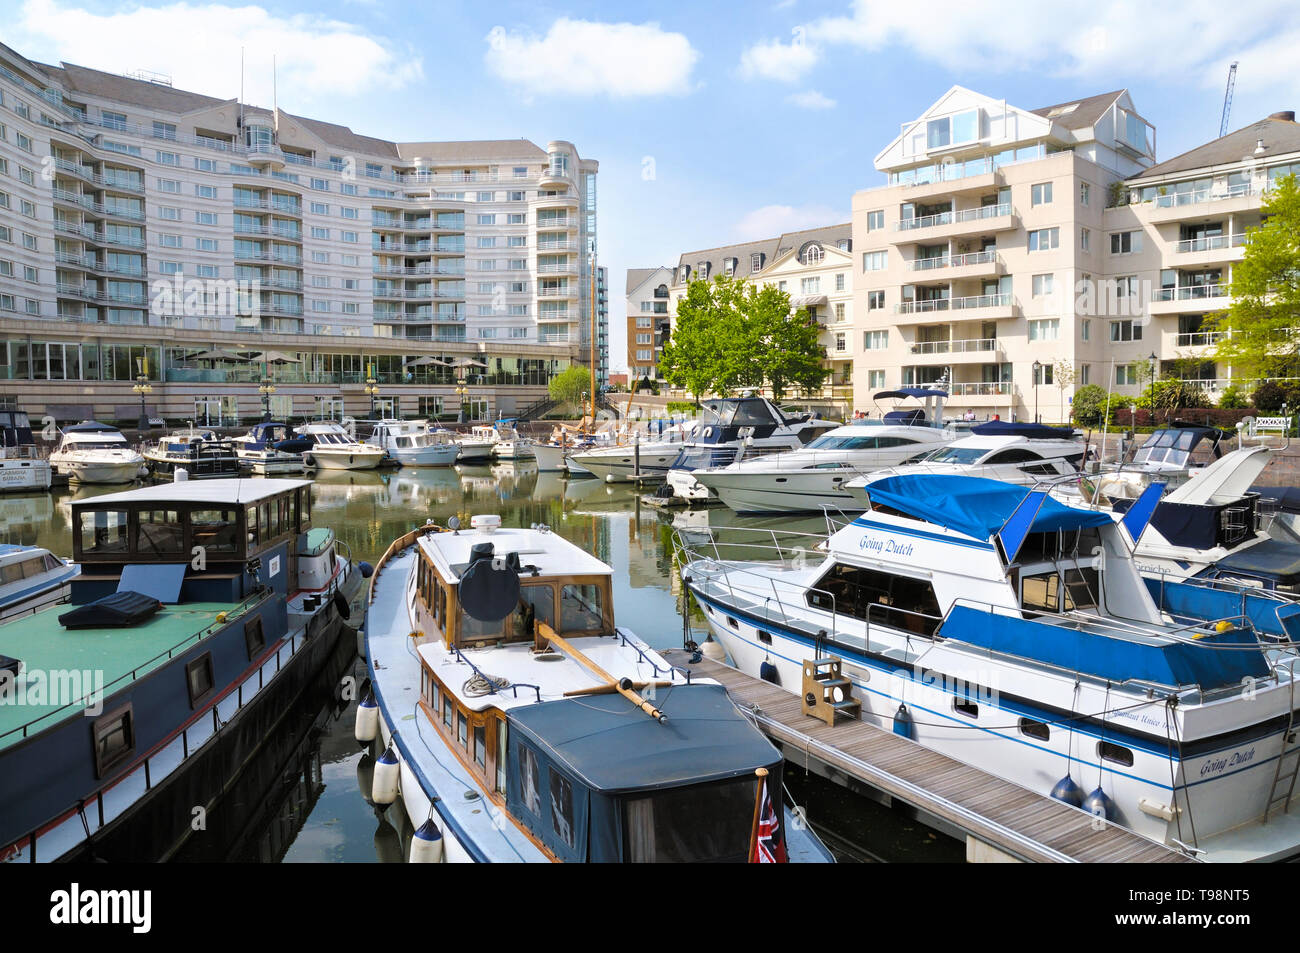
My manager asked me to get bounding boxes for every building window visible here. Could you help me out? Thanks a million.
[862,251,887,271]
[1079,182,1090,206]
[1110,230,1142,255]
[1028,319,1060,341]
[834,303,846,322]
[1110,319,1142,342]
[1081,319,1091,341]
[1031,182,1053,206]
[867,290,884,311]
[863,330,889,350]
[1080,364,1090,385]
[868,369,886,389]
[866,210,884,231]
[1032,363,1054,386]
[800,276,820,294]
[1080,227,1090,251]
[1116,365,1138,386]
[835,273,846,291]
[1031,274,1054,297]
[804,245,823,264]
[1027,228,1059,252]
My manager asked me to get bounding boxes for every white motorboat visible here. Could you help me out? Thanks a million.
[690,389,959,514]
[48,421,145,485]
[843,420,1084,507]
[232,421,314,475]
[490,420,534,461]
[681,472,1300,861]
[663,393,840,501]
[359,512,833,863]
[0,404,51,493]
[296,423,385,471]
[369,419,460,467]
[0,545,78,622]
[142,426,241,479]
[454,426,498,463]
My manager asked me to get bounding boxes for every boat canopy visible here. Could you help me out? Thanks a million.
[865,474,1113,541]
[507,684,775,796]
[970,421,1075,439]
[872,388,948,400]
[1216,541,1300,585]
[64,421,120,433]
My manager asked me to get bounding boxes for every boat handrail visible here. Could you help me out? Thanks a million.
[0,588,272,744]
[613,627,691,684]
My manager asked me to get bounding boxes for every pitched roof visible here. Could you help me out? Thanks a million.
[625,267,669,295]
[36,60,232,115]
[289,113,401,158]
[394,139,547,162]
[1134,115,1300,179]
[676,222,850,281]
[1030,89,1126,132]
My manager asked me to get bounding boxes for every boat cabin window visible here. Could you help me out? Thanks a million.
[1098,741,1134,767]
[186,653,214,707]
[919,445,987,465]
[520,743,542,815]
[80,509,130,554]
[510,584,555,640]
[622,775,760,863]
[442,694,452,729]
[92,704,134,779]
[457,710,468,748]
[495,720,508,794]
[808,563,941,636]
[136,509,185,555]
[1015,527,1103,563]
[550,768,577,850]
[1021,567,1100,614]
[559,583,604,632]
[191,508,239,553]
[474,723,486,767]
[1,553,62,583]
[725,399,778,428]
[984,448,1043,464]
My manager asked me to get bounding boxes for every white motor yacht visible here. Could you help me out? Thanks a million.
[297,422,385,471]
[49,421,145,485]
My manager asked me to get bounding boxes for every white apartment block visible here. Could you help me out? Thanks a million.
[0,42,597,422]
[625,266,673,382]
[852,87,1157,421]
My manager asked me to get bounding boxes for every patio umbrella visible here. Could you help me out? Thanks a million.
[249,350,302,364]
[184,348,249,363]
[449,357,487,369]
[404,356,451,367]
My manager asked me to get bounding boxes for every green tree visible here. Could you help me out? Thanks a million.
[1206,173,1300,382]
[658,276,742,401]
[1071,384,1114,427]
[548,365,592,409]
[658,275,827,400]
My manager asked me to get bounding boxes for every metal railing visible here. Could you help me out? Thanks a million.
[909,337,1001,355]
[1152,283,1225,302]
[895,293,1013,314]
[1152,182,1255,208]
[896,203,1013,231]
[1174,233,1247,254]
[908,250,1000,271]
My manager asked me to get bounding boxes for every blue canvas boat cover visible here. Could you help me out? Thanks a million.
[1216,540,1300,584]
[873,388,948,400]
[970,421,1075,439]
[506,683,777,795]
[941,604,1271,690]
[864,474,1113,541]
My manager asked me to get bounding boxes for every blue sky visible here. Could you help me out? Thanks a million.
[11,0,1299,370]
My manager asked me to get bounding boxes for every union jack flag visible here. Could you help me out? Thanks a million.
[750,779,788,863]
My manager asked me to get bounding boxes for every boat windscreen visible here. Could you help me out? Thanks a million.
[621,774,760,862]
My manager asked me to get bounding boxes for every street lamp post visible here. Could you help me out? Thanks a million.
[132,374,153,434]
[455,369,469,424]
[1031,360,1042,423]
[258,378,276,422]
[364,376,380,419]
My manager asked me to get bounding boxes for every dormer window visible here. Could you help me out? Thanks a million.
[838,239,851,252]
[697,261,708,279]
[679,265,690,283]
[723,257,736,276]
[751,253,763,271]
[803,244,824,265]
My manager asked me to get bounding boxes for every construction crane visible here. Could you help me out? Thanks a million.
[1220,61,1238,138]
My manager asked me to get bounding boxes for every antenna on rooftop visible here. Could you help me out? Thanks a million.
[1220,61,1238,139]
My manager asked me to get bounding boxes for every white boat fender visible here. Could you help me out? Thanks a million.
[355,690,379,743]
[892,703,913,739]
[409,818,444,863]
[1050,774,1085,807]
[174,467,189,482]
[701,636,726,662]
[372,744,400,805]
[1082,786,1118,822]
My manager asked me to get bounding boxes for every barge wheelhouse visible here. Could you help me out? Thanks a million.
[0,478,362,862]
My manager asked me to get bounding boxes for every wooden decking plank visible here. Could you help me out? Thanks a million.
[666,651,1195,863]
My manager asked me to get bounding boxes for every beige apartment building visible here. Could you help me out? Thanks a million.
[852,87,1157,422]
[0,41,597,424]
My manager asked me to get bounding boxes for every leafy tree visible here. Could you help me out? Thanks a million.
[1138,378,1209,415]
[1207,173,1300,382]
[548,365,592,409]
[658,275,827,400]
[1071,384,1114,427]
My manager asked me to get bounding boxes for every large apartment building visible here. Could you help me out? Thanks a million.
[0,42,597,423]
[625,265,673,382]
[853,87,1300,421]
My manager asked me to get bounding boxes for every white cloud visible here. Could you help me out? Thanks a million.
[484,19,699,98]
[738,35,819,83]
[786,89,835,110]
[12,0,422,107]
[733,203,844,241]
[783,0,1296,94]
